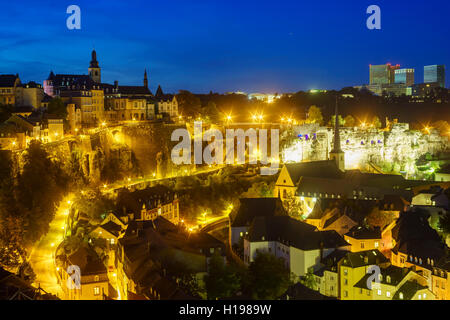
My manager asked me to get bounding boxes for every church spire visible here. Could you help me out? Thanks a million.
[144,69,148,88]
[88,49,101,83]
[90,49,99,68]
[329,96,345,171]
[331,96,342,153]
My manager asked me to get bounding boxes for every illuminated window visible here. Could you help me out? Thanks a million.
[386,291,391,297]
[377,289,382,296]
[94,287,100,295]
[374,242,379,248]
[423,293,427,299]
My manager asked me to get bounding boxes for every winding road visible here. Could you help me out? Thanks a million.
[28,195,73,298]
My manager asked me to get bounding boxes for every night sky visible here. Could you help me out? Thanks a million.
[0,0,449,93]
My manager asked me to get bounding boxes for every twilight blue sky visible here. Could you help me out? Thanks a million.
[0,0,449,93]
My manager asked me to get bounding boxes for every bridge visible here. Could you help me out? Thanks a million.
[200,216,229,233]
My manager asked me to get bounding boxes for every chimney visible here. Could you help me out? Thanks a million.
[114,80,118,88]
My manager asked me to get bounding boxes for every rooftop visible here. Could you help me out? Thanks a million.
[246,215,348,251]
[231,197,288,228]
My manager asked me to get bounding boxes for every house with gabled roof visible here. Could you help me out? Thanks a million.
[229,197,288,248]
[243,215,349,277]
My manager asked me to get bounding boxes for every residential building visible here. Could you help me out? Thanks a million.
[116,185,180,225]
[389,210,447,288]
[344,226,382,252]
[353,264,433,300]
[229,197,288,248]
[338,249,389,300]
[154,85,179,120]
[431,254,450,300]
[0,74,21,105]
[59,246,114,300]
[243,215,349,277]
[116,217,224,300]
[20,81,45,109]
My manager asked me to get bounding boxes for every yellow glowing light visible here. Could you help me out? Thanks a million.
[61,226,65,230]
[12,141,16,146]
[75,128,79,132]
[101,122,106,127]
[152,172,156,177]
[103,184,107,188]
[50,243,55,247]
[56,267,60,271]
[188,227,193,232]
[127,177,131,182]
[181,219,185,223]
[113,273,117,277]
[67,200,71,205]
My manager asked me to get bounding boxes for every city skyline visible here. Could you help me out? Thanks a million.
[0,0,449,93]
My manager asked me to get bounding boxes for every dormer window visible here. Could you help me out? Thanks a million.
[386,276,391,283]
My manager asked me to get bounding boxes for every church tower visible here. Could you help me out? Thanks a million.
[144,69,148,88]
[329,97,345,172]
[88,49,101,83]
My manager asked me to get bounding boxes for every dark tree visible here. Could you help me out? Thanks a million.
[245,251,292,299]
[204,252,241,300]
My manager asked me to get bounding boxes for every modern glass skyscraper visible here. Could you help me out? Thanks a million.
[394,68,414,86]
[370,64,400,85]
[424,65,445,87]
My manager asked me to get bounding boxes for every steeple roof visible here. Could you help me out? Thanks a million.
[89,49,99,68]
[155,85,163,98]
[330,97,342,153]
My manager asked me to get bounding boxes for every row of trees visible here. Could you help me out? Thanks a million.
[175,89,450,130]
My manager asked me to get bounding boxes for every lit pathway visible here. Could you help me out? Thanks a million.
[28,194,73,298]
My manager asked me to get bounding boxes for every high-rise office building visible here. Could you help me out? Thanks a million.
[424,65,445,88]
[370,63,400,85]
[394,68,414,86]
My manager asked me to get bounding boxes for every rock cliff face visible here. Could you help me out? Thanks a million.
[10,123,188,184]
[120,123,186,178]
[282,123,449,176]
